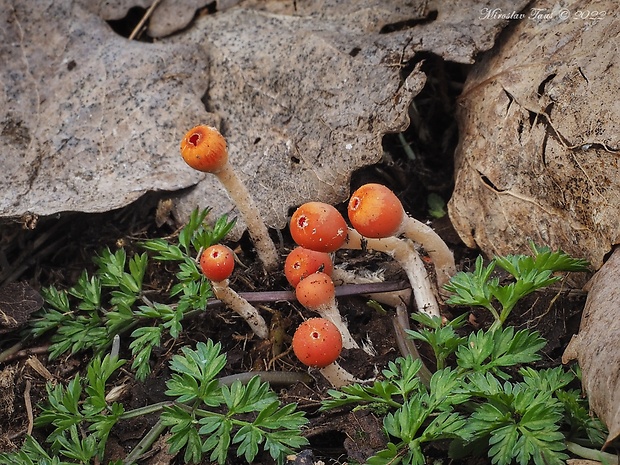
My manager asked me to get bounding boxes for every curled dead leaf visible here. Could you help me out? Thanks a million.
[169,0,529,232]
[563,247,620,448]
[449,0,620,448]
[448,0,620,271]
[0,0,213,218]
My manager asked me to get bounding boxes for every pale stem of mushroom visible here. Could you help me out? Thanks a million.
[315,299,359,350]
[397,215,456,289]
[215,163,280,272]
[343,228,440,318]
[318,362,364,388]
[331,267,412,309]
[211,280,270,339]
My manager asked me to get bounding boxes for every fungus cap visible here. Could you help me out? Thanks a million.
[284,247,334,288]
[295,272,335,310]
[348,183,404,238]
[292,317,343,368]
[200,244,235,282]
[180,125,228,173]
[290,202,348,253]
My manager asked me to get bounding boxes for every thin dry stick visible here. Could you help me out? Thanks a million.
[392,304,432,386]
[24,380,34,435]
[26,356,55,381]
[0,344,49,363]
[204,280,410,308]
[128,0,164,40]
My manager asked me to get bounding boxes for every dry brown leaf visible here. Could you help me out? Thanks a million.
[168,0,529,231]
[1,0,525,230]
[1,0,213,217]
[448,0,620,271]
[450,3,620,444]
[563,247,620,448]
[92,0,213,38]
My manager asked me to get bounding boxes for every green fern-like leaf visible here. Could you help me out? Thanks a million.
[463,381,567,465]
[456,327,545,377]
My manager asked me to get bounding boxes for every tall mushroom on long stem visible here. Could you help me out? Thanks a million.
[200,244,269,339]
[347,183,456,288]
[180,125,279,272]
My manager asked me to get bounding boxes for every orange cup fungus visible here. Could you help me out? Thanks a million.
[200,244,235,282]
[284,246,334,288]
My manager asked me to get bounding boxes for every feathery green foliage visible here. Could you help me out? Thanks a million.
[27,208,235,380]
[13,213,604,465]
[444,242,589,329]
[322,246,603,465]
[0,341,307,465]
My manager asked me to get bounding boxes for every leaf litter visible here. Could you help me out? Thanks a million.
[1,0,525,234]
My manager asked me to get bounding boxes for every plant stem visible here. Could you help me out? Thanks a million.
[498,303,516,327]
[217,371,312,387]
[123,419,167,465]
[119,401,175,419]
[566,441,619,464]
[0,341,23,363]
[486,304,503,331]
[392,305,432,387]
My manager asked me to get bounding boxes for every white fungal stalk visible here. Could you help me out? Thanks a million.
[319,362,364,388]
[215,163,280,272]
[395,215,456,289]
[314,299,359,350]
[344,228,441,318]
[211,280,270,339]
